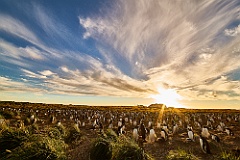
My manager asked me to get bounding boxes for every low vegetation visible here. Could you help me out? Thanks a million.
[0,124,67,160]
[90,130,153,160]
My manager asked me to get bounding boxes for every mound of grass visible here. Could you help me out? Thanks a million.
[90,130,153,160]
[166,149,199,160]
[0,126,29,158]
[8,135,67,160]
[104,129,118,142]
[64,124,82,144]
[90,137,112,160]
[0,125,68,160]
[112,136,153,160]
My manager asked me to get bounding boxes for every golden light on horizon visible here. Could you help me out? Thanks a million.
[150,88,187,108]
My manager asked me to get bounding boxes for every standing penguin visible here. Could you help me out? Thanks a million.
[160,128,168,141]
[149,128,157,143]
[139,119,147,142]
[172,123,178,135]
[201,126,210,138]
[211,134,220,143]
[199,135,211,154]
[225,128,234,136]
[187,127,195,142]
[133,127,138,141]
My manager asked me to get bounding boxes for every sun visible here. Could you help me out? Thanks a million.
[150,88,186,108]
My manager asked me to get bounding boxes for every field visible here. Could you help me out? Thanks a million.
[0,101,239,160]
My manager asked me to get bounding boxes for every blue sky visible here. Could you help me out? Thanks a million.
[0,0,240,109]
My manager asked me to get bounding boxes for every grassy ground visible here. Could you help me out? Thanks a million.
[0,101,239,160]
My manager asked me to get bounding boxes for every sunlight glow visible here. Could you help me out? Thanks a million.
[150,88,186,108]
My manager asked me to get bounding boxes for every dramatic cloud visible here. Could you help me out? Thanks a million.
[0,0,239,107]
[79,0,240,101]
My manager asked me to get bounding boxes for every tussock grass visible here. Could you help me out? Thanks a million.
[0,126,29,158]
[64,124,82,144]
[0,125,68,160]
[7,135,67,160]
[90,137,112,160]
[90,129,153,160]
[111,136,153,160]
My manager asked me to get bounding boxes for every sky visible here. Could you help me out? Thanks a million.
[0,0,240,109]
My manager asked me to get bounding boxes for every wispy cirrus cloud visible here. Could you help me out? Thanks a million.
[0,14,40,46]
[0,76,43,93]
[79,0,240,101]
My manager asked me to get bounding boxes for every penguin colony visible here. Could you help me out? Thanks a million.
[0,104,239,156]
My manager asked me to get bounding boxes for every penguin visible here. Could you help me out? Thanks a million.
[133,128,138,141]
[211,134,220,143]
[187,127,195,142]
[217,124,224,132]
[139,120,147,142]
[172,124,178,135]
[201,126,210,138]
[149,128,157,143]
[199,135,211,154]
[225,128,234,136]
[108,119,113,128]
[117,125,123,136]
[160,128,168,141]
[162,124,169,133]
